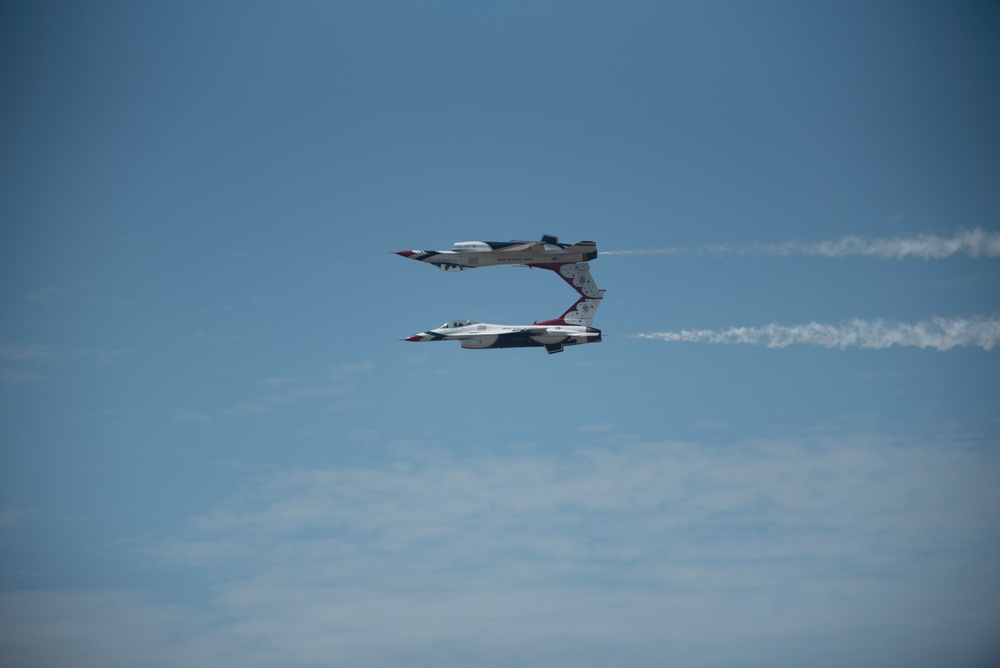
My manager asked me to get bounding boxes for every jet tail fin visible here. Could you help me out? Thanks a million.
[536,289,606,327]
[526,262,601,298]
[561,290,605,326]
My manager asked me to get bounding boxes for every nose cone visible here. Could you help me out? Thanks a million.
[403,333,427,342]
[395,250,416,258]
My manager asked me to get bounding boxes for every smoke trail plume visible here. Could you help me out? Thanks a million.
[605,228,1000,260]
[630,316,1000,351]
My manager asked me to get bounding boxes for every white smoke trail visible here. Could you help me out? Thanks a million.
[604,228,1000,260]
[629,316,1000,351]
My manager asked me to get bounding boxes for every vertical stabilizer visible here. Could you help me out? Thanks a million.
[557,262,601,298]
[525,262,602,298]
[537,290,606,327]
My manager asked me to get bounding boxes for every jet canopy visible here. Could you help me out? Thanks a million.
[451,241,492,252]
[439,320,479,329]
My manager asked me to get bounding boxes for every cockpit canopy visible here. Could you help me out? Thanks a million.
[439,320,479,329]
[451,241,491,252]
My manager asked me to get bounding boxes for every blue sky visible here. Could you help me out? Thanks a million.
[2,1,999,666]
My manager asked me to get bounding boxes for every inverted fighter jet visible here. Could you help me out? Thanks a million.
[394,234,597,272]
[403,291,605,355]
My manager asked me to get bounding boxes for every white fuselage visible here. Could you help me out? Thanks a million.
[432,248,584,269]
[395,240,598,272]
[404,319,602,353]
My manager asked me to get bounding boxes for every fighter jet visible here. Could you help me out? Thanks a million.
[403,291,605,355]
[394,234,597,272]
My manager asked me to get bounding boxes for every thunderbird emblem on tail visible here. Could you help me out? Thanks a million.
[396,235,605,355]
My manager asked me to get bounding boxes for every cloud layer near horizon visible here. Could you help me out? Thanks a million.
[4,429,999,668]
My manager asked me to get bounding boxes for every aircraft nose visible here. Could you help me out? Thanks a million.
[403,333,426,342]
[395,250,416,258]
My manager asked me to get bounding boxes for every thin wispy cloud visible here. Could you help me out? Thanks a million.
[630,316,1000,351]
[0,506,29,528]
[330,360,374,380]
[0,344,55,384]
[259,376,299,387]
[605,228,1000,260]
[0,344,55,362]
[24,286,64,304]
[172,408,214,424]
[0,368,46,384]
[86,347,134,368]
[218,364,374,417]
[228,385,354,415]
